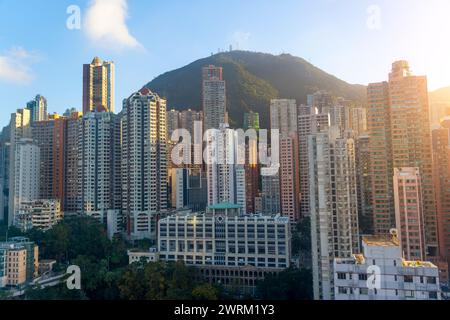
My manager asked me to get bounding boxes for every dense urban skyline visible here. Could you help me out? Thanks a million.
[1,1,450,304]
[2,0,450,127]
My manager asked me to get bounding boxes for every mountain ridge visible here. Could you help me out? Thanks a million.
[145,50,367,128]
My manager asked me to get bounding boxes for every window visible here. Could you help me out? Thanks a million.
[405,290,414,298]
[429,292,438,299]
[338,287,347,294]
[360,288,368,295]
[337,273,347,280]
[427,277,437,284]
[404,275,413,283]
[359,274,368,281]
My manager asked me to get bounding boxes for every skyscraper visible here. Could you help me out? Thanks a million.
[64,111,83,213]
[355,133,373,234]
[368,61,438,258]
[309,127,359,300]
[202,65,226,131]
[297,112,330,217]
[121,88,168,240]
[78,112,121,221]
[432,119,450,270]
[0,126,10,224]
[270,99,300,222]
[206,124,246,210]
[8,109,31,226]
[393,167,426,261]
[83,57,115,114]
[26,95,48,123]
[12,139,40,228]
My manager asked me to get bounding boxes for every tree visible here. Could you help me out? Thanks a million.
[256,268,313,300]
[192,284,220,300]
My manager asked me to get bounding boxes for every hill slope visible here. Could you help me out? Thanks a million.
[145,51,366,128]
[430,86,450,103]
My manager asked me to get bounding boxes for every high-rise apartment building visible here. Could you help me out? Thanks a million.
[78,112,121,220]
[261,172,281,215]
[167,109,180,139]
[11,139,40,228]
[0,126,10,223]
[206,124,246,210]
[121,88,168,240]
[64,111,83,213]
[27,95,48,123]
[307,90,334,113]
[270,99,298,136]
[432,120,450,269]
[297,112,330,217]
[83,57,115,114]
[368,61,438,258]
[309,127,360,300]
[367,81,394,236]
[270,99,301,221]
[202,65,226,131]
[355,133,373,234]
[8,109,31,226]
[393,168,426,261]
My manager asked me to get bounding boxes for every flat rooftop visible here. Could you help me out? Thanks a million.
[362,235,400,247]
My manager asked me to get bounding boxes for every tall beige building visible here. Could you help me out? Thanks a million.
[270,99,301,222]
[368,61,438,259]
[83,57,115,114]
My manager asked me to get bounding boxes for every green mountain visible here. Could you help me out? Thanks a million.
[145,51,366,129]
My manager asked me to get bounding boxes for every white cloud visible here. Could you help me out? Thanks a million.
[231,31,251,50]
[0,47,38,85]
[84,0,142,49]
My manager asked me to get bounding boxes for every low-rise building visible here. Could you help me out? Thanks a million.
[127,248,159,264]
[15,199,62,232]
[0,238,39,288]
[158,203,291,294]
[334,231,441,300]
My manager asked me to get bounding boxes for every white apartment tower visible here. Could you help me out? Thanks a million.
[12,139,40,228]
[309,127,360,300]
[121,88,168,240]
[297,112,330,217]
[8,109,32,226]
[206,124,246,211]
[78,112,121,221]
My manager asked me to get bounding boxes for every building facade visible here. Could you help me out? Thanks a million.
[15,199,62,232]
[393,167,426,261]
[121,88,168,240]
[202,65,226,131]
[368,61,438,259]
[309,127,360,300]
[26,95,48,123]
[334,233,441,300]
[158,204,291,294]
[83,57,115,114]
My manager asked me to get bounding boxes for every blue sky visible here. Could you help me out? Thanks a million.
[1,0,450,127]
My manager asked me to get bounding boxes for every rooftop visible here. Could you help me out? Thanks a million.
[208,203,242,210]
[362,235,400,247]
